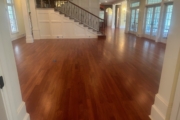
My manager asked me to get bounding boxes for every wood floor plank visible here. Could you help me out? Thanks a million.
[12,28,165,120]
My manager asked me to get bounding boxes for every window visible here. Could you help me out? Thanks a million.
[147,0,162,4]
[163,4,173,38]
[131,2,140,8]
[130,9,139,32]
[145,6,161,37]
[6,0,18,33]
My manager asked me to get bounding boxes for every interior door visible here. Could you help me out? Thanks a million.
[0,65,8,120]
[130,8,139,33]
[144,6,161,39]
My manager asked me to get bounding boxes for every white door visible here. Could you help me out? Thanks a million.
[144,5,161,40]
[0,65,8,120]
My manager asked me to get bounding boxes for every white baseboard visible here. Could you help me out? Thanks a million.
[33,29,41,40]
[40,36,97,39]
[150,94,168,120]
[26,35,34,43]
[11,34,25,41]
[149,115,154,120]
[17,102,30,120]
[23,114,30,120]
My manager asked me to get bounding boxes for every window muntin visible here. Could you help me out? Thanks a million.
[131,2,140,8]
[163,4,173,38]
[147,0,162,5]
[6,0,18,33]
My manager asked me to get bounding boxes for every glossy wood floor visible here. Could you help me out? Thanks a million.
[12,28,166,120]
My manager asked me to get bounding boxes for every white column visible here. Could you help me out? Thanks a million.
[21,0,34,43]
[155,0,165,42]
[0,1,29,120]
[150,0,180,120]
[29,0,41,39]
[136,0,146,37]
[111,4,116,28]
[125,0,130,33]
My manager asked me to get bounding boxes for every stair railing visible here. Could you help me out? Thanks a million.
[54,0,105,35]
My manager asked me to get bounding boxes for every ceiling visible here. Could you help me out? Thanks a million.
[100,0,124,5]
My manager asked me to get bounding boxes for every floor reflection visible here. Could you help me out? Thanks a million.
[12,28,166,120]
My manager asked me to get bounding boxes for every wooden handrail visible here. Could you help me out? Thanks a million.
[68,1,104,21]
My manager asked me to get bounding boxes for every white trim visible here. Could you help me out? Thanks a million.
[150,94,168,120]
[23,114,30,120]
[17,102,30,120]
[26,35,34,43]
[150,105,165,120]
[11,34,25,41]
[170,71,180,120]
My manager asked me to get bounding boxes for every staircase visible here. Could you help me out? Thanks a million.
[54,0,106,39]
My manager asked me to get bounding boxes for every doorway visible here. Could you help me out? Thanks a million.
[144,5,161,39]
[130,8,139,33]
[115,5,121,28]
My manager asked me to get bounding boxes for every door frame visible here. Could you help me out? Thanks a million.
[170,71,180,120]
[0,0,29,120]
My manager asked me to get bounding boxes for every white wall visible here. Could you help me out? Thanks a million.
[71,0,99,16]
[11,0,25,41]
[36,9,97,39]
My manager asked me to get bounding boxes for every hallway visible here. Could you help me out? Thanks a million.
[12,28,166,120]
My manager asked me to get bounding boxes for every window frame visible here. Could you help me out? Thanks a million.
[6,0,19,34]
[146,0,162,5]
[131,2,140,8]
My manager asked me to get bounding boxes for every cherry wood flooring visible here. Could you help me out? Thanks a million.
[12,28,166,120]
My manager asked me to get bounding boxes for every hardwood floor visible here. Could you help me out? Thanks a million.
[12,28,166,120]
